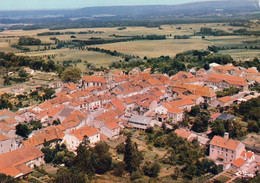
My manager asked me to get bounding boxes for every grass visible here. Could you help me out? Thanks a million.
[91,37,210,58]
[242,133,260,149]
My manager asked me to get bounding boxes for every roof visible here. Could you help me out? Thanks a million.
[210,136,241,151]
[171,83,216,98]
[216,113,235,120]
[106,122,120,130]
[174,129,192,139]
[83,75,106,83]
[167,98,195,108]
[70,126,99,140]
[63,82,78,91]
[218,96,233,103]
[23,126,64,147]
[163,103,183,114]
[232,158,246,168]
[111,98,126,111]
[0,146,43,177]
[207,73,247,86]
[129,115,152,125]
[240,151,254,159]
[211,113,221,119]
[0,134,10,141]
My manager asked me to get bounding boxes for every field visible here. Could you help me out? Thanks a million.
[91,37,210,58]
[0,22,260,67]
[16,48,121,67]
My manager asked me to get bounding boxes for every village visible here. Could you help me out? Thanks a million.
[0,62,260,181]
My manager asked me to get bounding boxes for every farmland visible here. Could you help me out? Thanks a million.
[0,22,260,68]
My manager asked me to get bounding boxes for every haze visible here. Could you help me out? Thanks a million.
[0,0,206,10]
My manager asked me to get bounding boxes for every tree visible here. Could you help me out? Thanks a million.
[189,105,201,116]
[18,68,29,78]
[247,121,259,133]
[210,120,225,137]
[124,135,143,174]
[142,161,161,178]
[15,123,31,138]
[41,146,54,163]
[72,143,95,176]
[93,141,112,174]
[191,114,209,133]
[0,173,17,183]
[54,167,86,183]
[112,162,126,177]
[42,88,55,101]
[61,67,82,83]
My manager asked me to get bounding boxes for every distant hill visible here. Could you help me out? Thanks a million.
[0,0,259,26]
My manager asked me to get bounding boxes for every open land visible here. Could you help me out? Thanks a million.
[1,23,260,68]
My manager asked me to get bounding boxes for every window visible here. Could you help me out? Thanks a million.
[226,154,228,156]
[226,149,228,152]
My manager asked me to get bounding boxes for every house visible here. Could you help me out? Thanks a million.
[174,129,209,146]
[211,96,234,107]
[100,122,120,140]
[206,73,248,91]
[0,146,44,178]
[23,126,64,149]
[216,113,235,121]
[174,129,196,141]
[59,110,89,132]
[156,103,184,123]
[0,134,18,155]
[240,150,255,163]
[62,82,78,93]
[209,133,245,163]
[62,126,100,151]
[128,115,153,130]
[210,113,222,122]
[231,158,247,171]
[171,83,216,103]
[82,76,106,89]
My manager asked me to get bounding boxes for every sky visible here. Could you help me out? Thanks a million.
[0,0,206,10]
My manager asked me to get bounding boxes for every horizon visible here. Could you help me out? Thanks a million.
[0,0,207,11]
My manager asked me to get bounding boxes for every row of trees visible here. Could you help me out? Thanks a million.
[37,30,104,36]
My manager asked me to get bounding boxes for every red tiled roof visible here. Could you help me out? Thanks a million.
[0,146,43,177]
[211,113,221,119]
[218,96,234,103]
[83,75,106,83]
[106,122,120,130]
[0,134,10,141]
[240,151,254,159]
[207,74,247,86]
[23,126,64,147]
[210,136,241,151]
[70,126,99,140]
[232,158,246,168]
[111,98,126,110]
[175,129,192,139]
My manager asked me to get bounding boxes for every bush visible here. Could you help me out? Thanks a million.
[130,171,143,181]
[115,142,125,154]
[142,161,161,178]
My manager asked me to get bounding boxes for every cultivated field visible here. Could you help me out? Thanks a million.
[91,37,210,58]
[16,48,121,67]
[0,22,259,67]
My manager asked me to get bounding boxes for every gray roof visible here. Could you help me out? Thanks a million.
[129,115,152,125]
[217,113,235,121]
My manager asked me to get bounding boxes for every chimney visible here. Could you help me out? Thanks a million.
[224,132,229,139]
